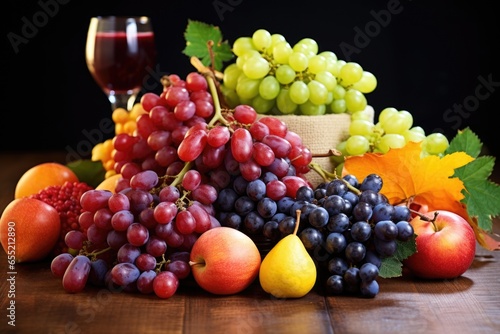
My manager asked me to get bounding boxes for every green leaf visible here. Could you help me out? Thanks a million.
[379,257,404,279]
[66,159,105,188]
[379,235,417,278]
[182,19,234,71]
[447,127,500,232]
[446,127,482,158]
[454,156,500,231]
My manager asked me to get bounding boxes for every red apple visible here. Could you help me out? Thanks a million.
[189,226,261,295]
[403,210,476,279]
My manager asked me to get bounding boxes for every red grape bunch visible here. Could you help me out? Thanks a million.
[51,71,317,298]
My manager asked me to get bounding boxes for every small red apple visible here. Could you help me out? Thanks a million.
[403,210,476,279]
[189,226,261,295]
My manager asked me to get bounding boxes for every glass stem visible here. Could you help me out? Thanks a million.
[108,93,137,112]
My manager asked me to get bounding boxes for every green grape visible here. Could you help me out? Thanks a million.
[289,81,310,104]
[324,58,338,74]
[238,96,253,106]
[299,100,326,115]
[351,71,377,93]
[332,85,346,100]
[288,52,309,72]
[307,80,329,105]
[252,29,272,51]
[381,110,413,134]
[325,91,334,105]
[236,50,261,69]
[263,34,286,57]
[422,133,449,155]
[292,43,314,58]
[399,110,413,129]
[219,85,240,108]
[349,119,375,136]
[376,134,406,153]
[330,99,347,114]
[344,89,367,113]
[270,34,286,47]
[378,107,399,124]
[335,140,348,156]
[223,63,243,90]
[273,41,293,64]
[373,122,385,136]
[346,135,370,156]
[373,122,385,138]
[259,76,280,100]
[314,71,337,91]
[351,109,373,121]
[232,37,256,57]
[308,55,327,74]
[275,64,296,85]
[295,38,318,55]
[242,55,270,79]
[328,60,343,77]
[403,128,426,144]
[330,144,345,166]
[276,88,298,114]
[319,51,338,62]
[340,62,363,85]
[252,95,275,114]
[410,126,426,136]
[236,76,261,100]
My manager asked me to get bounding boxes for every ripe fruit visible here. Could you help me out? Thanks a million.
[189,226,261,295]
[15,162,79,199]
[0,197,61,263]
[403,210,476,279]
[259,210,317,298]
[95,174,122,193]
[29,181,93,255]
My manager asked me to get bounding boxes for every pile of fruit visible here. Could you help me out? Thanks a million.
[1,22,499,301]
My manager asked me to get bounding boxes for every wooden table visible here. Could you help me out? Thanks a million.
[1,151,500,334]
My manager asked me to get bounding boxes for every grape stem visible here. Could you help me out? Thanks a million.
[156,254,168,272]
[308,162,361,194]
[308,162,337,181]
[80,244,112,261]
[190,56,230,128]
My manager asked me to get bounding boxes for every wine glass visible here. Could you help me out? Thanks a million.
[85,16,157,111]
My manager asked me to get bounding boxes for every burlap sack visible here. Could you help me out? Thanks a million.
[259,106,374,188]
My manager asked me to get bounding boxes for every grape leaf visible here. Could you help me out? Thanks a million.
[446,128,500,250]
[446,127,482,158]
[380,235,417,278]
[182,19,234,71]
[66,159,105,188]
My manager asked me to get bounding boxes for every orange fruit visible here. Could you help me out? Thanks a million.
[0,197,61,263]
[14,162,79,199]
[95,174,122,193]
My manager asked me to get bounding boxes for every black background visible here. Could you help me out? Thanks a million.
[2,0,499,159]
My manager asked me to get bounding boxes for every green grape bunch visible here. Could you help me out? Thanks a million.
[331,107,450,172]
[220,29,377,115]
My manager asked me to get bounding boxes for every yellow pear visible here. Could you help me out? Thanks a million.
[259,210,317,298]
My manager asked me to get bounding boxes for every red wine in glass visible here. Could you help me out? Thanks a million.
[86,16,157,111]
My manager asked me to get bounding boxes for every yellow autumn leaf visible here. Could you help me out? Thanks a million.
[343,141,474,210]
